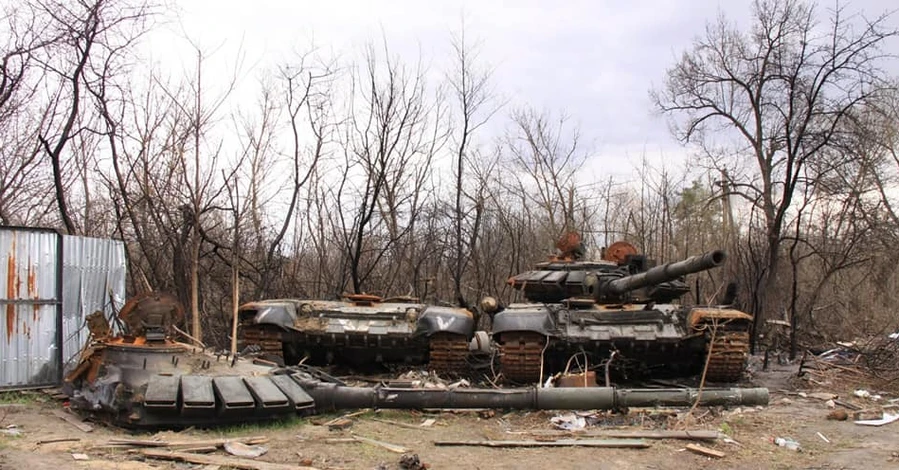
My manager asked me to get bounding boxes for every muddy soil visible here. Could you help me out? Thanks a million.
[1,362,897,470]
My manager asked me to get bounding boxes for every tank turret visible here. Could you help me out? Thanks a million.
[595,250,725,300]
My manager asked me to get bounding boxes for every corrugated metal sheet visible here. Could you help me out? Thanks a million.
[0,228,61,389]
[61,235,127,367]
[0,227,127,390]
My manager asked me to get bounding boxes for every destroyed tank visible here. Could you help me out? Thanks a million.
[486,234,753,384]
[237,294,478,373]
[64,292,315,428]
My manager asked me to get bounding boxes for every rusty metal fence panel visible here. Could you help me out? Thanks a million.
[0,228,62,390]
[61,235,127,370]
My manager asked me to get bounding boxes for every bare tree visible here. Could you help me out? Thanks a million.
[447,23,501,307]
[653,0,898,347]
[32,0,155,234]
[336,41,446,295]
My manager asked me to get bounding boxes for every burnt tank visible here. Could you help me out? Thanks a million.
[237,294,477,373]
[487,234,752,384]
[64,292,315,428]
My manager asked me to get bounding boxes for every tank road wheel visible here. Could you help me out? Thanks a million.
[429,332,470,375]
[499,332,545,384]
[704,328,750,383]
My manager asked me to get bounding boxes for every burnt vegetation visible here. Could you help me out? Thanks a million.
[1,0,898,362]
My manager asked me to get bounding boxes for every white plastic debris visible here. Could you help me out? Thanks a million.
[551,413,586,431]
[855,413,899,427]
[774,437,801,451]
[854,390,871,399]
[223,441,269,458]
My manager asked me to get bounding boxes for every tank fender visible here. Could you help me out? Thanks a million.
[415,306,476,337]
[492,306,555,336]
[686,307,753,330]
[240,302,297,329]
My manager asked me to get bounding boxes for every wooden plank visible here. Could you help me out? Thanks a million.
[36,437,81,445]
[434,439,649,448]
[369,418,435,431]
[107,436,269,448]
[685,443,726,458]
[50,409,93,433]
[506,430,720,441]
[353,435,410,453]
[140,449,319,470]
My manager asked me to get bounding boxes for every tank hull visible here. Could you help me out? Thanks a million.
[237,299,476,371]
[493,303,752,384]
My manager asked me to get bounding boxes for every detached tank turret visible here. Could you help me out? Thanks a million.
[488,234,752,384]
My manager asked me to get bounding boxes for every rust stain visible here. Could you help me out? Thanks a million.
[6,238,16,342]
[28,263,38,319]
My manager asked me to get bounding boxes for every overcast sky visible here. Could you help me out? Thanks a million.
[153,0,898,183]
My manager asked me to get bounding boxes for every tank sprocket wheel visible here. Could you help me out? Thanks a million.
[705,329,750,383]
[499,332,545,384]
[429,332,470,375]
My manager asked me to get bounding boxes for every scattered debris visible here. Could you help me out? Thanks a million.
[353,435,410,454]
[398,453,428,470]
[551,413,587,431]
[773,437,801,451]
[824,399,836,409]
[685,443,726,458]
[420,418,436,427]
[1,427,22,437]
[855,412,899,427]
[434,439,650,448]
[71,453,89,461]
[816,432,830,443]
[50,409,93,433]
[224,441,269,458]
[827,409,849,421]
[140,449,319,470]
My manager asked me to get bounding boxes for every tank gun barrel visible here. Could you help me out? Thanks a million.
[605,250,726,295]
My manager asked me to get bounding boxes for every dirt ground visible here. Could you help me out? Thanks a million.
[2,360,898,470]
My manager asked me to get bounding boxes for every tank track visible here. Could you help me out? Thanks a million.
[705,329,750,383]
[429,332,470,375]
[499,332,546,384]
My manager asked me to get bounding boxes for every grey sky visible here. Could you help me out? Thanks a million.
[158,0,898,182]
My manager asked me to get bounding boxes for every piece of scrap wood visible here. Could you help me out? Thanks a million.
[140,449,319,470]
[506,430,720,441]
[108,436,269,448]
[37,437,81,445]
[353,435,410,454]
[369,418,434,431]
[50,409,93,433]
[321,409,369,426]
[834,399,862,411]
[434,439,649,448]
[420,418,436,427]
[685,444,726,458]
[816,432,831,443]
